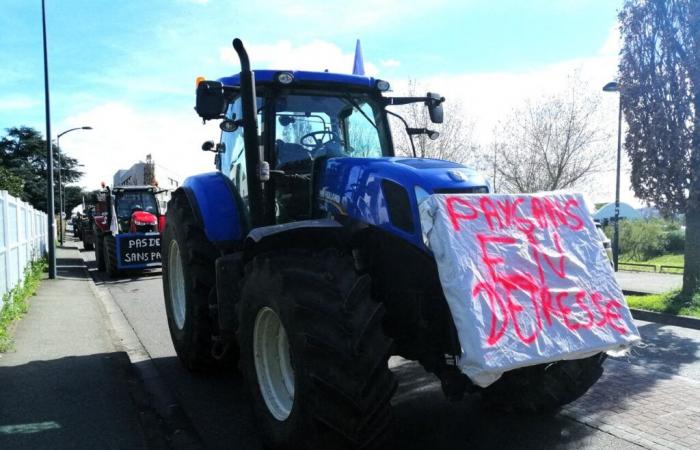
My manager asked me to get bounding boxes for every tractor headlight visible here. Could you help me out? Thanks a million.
[276,72,294,85]
[376,79,391,91]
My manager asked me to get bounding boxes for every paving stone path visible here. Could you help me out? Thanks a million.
[564,359,700,450]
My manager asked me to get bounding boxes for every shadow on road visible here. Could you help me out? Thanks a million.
[623,322,699,373]
[138,356,264,450]
[0,353,148,450]
[390,361,623,450]
[561,321,700,432]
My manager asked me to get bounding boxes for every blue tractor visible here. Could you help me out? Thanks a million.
[162,39,605,449]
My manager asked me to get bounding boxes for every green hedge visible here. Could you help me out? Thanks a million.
[0,259,47,352]
[605,219,684,260]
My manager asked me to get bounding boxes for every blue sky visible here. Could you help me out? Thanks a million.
[0,0,626,200]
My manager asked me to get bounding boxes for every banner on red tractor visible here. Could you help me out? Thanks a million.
[420,192,641,387]
[115,232,162,270]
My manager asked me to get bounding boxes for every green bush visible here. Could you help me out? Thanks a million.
[665,229,685,253]
[618,219,667,260]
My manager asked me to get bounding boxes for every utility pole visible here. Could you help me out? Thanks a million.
[42,0,56,279]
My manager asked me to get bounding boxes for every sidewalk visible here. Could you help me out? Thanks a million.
[0,245,147,449]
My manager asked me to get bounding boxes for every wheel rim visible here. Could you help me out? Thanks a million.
[254,307,295,421]
[168,240,186,330]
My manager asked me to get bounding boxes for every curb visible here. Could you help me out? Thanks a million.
[71,242,204,449]
[629,307,700,331]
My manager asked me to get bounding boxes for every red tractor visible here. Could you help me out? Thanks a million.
[93,185,166,277]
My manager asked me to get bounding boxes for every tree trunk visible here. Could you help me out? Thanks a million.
[683,193,700,297]
[682,52,700,297]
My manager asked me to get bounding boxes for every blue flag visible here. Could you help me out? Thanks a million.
[352,39,365,75]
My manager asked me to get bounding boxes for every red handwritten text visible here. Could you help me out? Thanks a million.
[444,195,627,346]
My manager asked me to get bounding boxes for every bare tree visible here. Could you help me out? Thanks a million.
[389,80,478,165]
[491,79,610,193]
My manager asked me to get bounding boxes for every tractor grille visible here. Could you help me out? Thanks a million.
[135,224,157,233]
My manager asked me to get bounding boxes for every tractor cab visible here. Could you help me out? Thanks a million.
[112,186,162,233]
[195,62,453,232]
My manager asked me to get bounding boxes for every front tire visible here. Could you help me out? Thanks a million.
[480,353,606,413]
[162,191,222,370]
[238,249,396,450]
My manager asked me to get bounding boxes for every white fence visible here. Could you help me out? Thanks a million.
[0,190,48,306]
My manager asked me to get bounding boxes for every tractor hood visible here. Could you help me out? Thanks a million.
[131,210,158,224]
[317,157,490,250]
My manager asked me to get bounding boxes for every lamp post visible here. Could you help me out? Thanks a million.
[56,126,92,245]
[603,81,622,272]
[41,0,56,278]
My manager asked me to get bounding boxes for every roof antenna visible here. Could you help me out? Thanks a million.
[352,39,365,75]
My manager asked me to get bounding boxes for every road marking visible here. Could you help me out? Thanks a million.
[0,421,61,434]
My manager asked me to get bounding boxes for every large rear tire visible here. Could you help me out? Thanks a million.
[238,249,396,450]
[162,191,223,370]
[480,353,606,413]
[95,235,106,272]
[104,235,119,278]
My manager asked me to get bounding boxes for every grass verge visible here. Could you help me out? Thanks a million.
[626,289,700,319]
[620,253,684,273]
[0,259,47,352]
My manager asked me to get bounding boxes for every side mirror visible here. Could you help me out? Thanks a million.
[202,140,216,152]
[195,80,226,120]
[426,92,445,124]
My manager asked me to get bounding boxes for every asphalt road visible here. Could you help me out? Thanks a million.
[79,242,700,450]
[616,271,683,294]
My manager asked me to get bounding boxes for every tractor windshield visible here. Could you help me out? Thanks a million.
[273,93,390,171]
[115,192,159,218]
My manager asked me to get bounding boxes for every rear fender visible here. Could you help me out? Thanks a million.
[243,218,348,261]
[94,216,108,233]
[179,172,248,249]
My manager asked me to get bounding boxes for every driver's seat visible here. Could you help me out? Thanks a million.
[275,140,311,173]
[274,140,312,222]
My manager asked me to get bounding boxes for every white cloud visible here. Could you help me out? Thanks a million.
[598,24,622,57]
[58,102,219,190]
[220,39,379,76]
[0,96,40,111]
[381,59,401,68]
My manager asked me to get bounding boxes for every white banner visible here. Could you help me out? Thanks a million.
[420,192,640,387]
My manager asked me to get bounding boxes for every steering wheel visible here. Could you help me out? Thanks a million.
[300,130,340,150]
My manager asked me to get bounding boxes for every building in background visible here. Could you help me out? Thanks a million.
[593,202,643,223]
[112,154,180,212]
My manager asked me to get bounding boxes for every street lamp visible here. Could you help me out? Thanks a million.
[56,126,92,245]
[603,81,622,272]
[41,0,56,278]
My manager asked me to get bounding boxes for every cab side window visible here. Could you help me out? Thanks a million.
[221,98,249,217]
